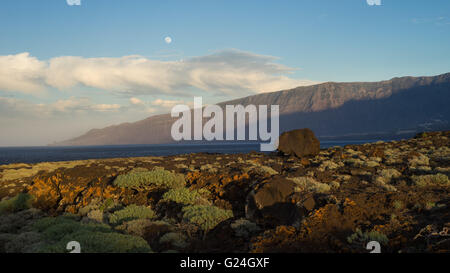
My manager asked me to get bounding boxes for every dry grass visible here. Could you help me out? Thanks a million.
[288,177,332,193]
[0,160,96,182]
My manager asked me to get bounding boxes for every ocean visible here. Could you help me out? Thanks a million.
[0,140,382,165]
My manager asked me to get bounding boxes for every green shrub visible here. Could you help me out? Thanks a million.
[378,168,402,181]
[411,173,449,187]
[0,208,42,234]
[159,232,188,248]
[2,232,42,253]
[113,169,185,190]
[78,198,117,216]
[347,228,389,246]
[182,205,233,231]
[109,205,156,225]
[32,216,112,241]
[230,219,261,238]
[0,193,33,214]
[425,202,436,210]
[0,233,16,252]
[288,177,331,193]
[161,188,205,205]
[87,209,105,223]
[59,231,151,253]
[35,231,151,253]
[31,216,151,253]
[99,198,115,211]
[32,215,75,232]
[115,219,155,237]
[373,176,397,192]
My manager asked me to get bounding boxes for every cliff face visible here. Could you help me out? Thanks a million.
[54,73,450,146]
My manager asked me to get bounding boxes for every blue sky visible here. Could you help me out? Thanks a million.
[0,0,449,145]
[2,0,449,81]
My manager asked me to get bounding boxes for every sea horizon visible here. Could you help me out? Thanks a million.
[0,139,392,165]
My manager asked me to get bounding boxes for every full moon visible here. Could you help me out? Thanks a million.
[164,36,172,44]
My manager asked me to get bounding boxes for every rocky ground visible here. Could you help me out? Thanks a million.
[0,131,449,253]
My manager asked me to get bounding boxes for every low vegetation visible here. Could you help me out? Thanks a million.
[411,173,449,187]
[159,232,188,248]
[0,215,152,253]
[161,188,206,205]
[182,205,233,231]
[0,193,33,214]
[288,176,331,193]
[109,205,156,225]
[347,228,389,246]
[0,131,448,253]
[113,169,185,190]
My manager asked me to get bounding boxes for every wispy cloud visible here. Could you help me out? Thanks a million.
[411,16,450,26]
[0,96,194,120]
[0,50,316,97]
[0,96,122,117]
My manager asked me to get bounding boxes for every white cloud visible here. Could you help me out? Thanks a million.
[130,97,144,105]
[0,50,317,96]
[89,103,121,112]
[0,96,123,117]
[0,53,47,94]
[0,50,319,146]
[49,98,121,113]
[151,98,186,109]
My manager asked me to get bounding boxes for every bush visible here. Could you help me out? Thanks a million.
[411,173,449,187]
[0,208,42,234]
[161,188,205,205]
[87,209,105,223]
[56,231,151,253]
[378,169,402,181]
[113,169,185,190]
[2,232,42,253]
[182,205,233,231]
[0,193,33,214]
[33,216,111,242]
[408,154,430,167]
[35,231,151,253]
[159,232,188,248]
[347,228,389,246]
[78,198,118,216]
[115,219,154,237]
[288,177,331,193]
[32,215,77,232]
[0,233,16,252]
[31,216,151,253]
[373,176,397,192]
[230,219,260,238]
[99,198,116,212]
[109,205,156,225]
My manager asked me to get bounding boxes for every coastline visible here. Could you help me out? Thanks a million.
[0,131,448,253]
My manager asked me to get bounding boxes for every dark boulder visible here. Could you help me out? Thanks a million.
[245,177,303,227]
[278,128,320,157]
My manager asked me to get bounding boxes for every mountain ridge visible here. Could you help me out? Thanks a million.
[53,72,450,146]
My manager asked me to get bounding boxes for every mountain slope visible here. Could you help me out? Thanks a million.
[54,73,450,146]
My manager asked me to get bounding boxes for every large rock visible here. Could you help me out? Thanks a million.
[245,177,303,227]
[278,128,320,157]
